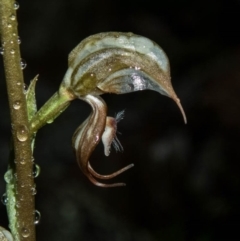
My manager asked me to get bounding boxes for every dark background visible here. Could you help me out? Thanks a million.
[1,0,240,240]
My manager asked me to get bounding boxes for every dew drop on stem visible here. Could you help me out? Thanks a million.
[21,227,30,238]
[14,1,20,10]
[16,125,29,142]
[31,186,37,195]
[33,164,40,178]
[17,36,21,44]
[0,47,4,55]
[23,83,28,94]
[20,59,27,69]
[34,210,41,225]
[46,119,54,124]
[10,14,16,21]
[1,193,8,205]
[20,158,26,165]
[13,100,21,110]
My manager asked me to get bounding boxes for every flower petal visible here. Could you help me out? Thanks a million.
[72,94,133,187]
[62,32,186,123]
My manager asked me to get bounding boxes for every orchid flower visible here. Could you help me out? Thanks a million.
[30,32,186,187]
[57,32,187,187]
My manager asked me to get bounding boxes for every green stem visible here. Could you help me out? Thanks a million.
[0,0,36,240]
[30,88,72,134]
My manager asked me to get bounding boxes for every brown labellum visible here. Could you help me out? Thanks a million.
[72,95,133,187]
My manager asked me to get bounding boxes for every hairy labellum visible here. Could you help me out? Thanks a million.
[102,110,124,156]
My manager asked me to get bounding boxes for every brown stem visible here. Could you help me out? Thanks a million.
[0,1,36,241]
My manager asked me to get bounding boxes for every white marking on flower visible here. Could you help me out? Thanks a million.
[102,110,125,156]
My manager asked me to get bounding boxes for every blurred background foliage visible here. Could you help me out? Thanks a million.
[0,0,240,240]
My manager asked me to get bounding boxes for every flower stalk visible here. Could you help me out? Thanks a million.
[29,87,73,134]
[0,0,36,240]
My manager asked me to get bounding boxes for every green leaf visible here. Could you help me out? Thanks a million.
[26,75,38,121]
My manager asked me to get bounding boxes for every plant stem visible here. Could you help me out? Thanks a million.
[0,0,36,241]
[30,89,71,134]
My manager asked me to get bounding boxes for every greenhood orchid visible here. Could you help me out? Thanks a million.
[60,32,187,187]
[30,32,187,187]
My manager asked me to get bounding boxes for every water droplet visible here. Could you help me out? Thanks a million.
[17,81,21,86]
[0,47,4,55]
[33,164,40,178]
[1,193,8,205]
[108,68,112,72]
[14,1,20,10]
[17,36,21,44]
[10,14,16,21]
[46,119,53,124]
[20,59,27,69]
[4,170,13,184]
[7,23,12,28]
[21,227,30,238]
[10,49,15,54]
[31,185,37,195]
[13,100,21,110]
[20,158,26,165]
[22,83,28,94]
[34,210,41,225]
[16,125,29,142]
[23,83,28,89]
